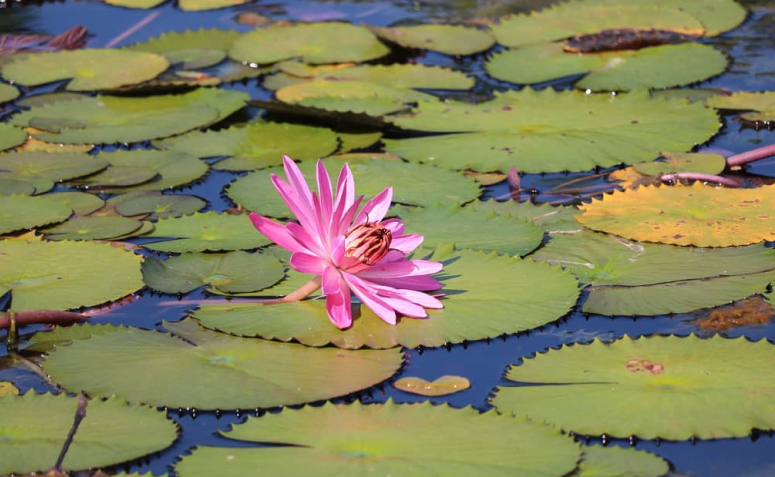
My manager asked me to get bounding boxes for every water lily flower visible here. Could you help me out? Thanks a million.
[249,156,444,329]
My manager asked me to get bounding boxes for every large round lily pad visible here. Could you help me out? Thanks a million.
[174,401,580,477]
[577,183,775,247]
[486,43,728,91]
[368,24,496,55]
[0,195,71,235]
[10,88,248,144]
[0,49,170,91]
[0,151,108,182]
[141,251,284,294]
[42,320,403,410]
[226,159,480,218]
[383,89,720,173]
[142,212,272,253]
[191,245,580,349]
[0,237,143,311]
[491,335,775,440]
[229,23,390,65]
[0,393,177,475]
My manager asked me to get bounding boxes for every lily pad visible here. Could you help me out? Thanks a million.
[142,212,271,253]
[491,4,704,48]
[41,216,144,241]
[0,83,18,103]
[577,183,775,247]
[393,203,544,256]
[115,193,207,220]
[393,375,471,396]
[368,24,496,55]
[0,124,27,152]
[491,335,775,440]
[0,179,35,196]
[0,393,177,475]
[141,251,284,294]
[0,49,169,91]
[15,92,86,108]
[229,23,390,65]
[47,191,105,215]
[11,88,249,145]
[706,91,775,122]
[154,122,339,171]
[577,446,669,477]
[226,159,481,217]
[0,173,54,195]
[486,43,727,91]
[174,401,580,477]
[384,89,720,173]
[471,200,582,232]
[191,246,580,349]
[0,195,71,235]
[95,150,209,193]
[633,152,726,176]
[42,319,403,409]
[0,151,108,182]
[532,230,775,315]
[0,237,143,311]
[338,131,382,153]
[75,165,158,188]
[0,381,18,396]
[126,29,241,69]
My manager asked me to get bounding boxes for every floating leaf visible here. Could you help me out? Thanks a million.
[577,446,669,477]
[46,191,105,215]
[41,216,144,241]
[11,88,249,145]
[532,230,775,315]
[226,159,481,217]
[337,131,382,153]
[706,91,775,122]
[0,381,19,396]
[0,49,169,91]
[0,393,177,475]
[14,128,95,154]
[491,4,704,48]
[393,375,471,396]
[0,151,108,182]
[691,296,775,333]
[115,193,206,220]
[491,335,775,440]
[384,89,720,173]
[0,83,18,103]
[15,92,86,108]
[192,246,580,349]
[0,124,27,152]
[472,200,582,232]
[486,43,727,91]
[141,251,284,294]
[229,23,389,65]
[0,179,35,196]
[577,183,775,247]
[0,173,53,195]
[43,320,403,409]
[393,203,544,256]
[126,29,241,69]
[633,151,726,176]
[142,212,271,253]
[95,150,209,193]
[154,122,339,171]
[368,24,496,55]
[175,401,580,477]
[76,165,158,188]
[0,195,71,235]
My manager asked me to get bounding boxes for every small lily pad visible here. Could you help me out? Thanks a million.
[393,375,471,396]
[126,29,241,69]
[0,151,108,182]
[141,251,284,294]
[0,83,19,103]
[229,23,390,65]
[42,320,403,410]
[143,212,271,253]
[115,193,207,220]
[42,216,144,241]
[633,151,726,176]
[0,179,35,195]
[368,24,495,55]
[15,92,87,108]
[706,91,775,122]
[76,165,158,188]
[0,195,71,235]
[1,49,170,91]
[96,150,209,193]
[0,173,54,195]
[0,124,27,152]
[47,191,105,215]
[338,131,382,153]
[577,446,669,477]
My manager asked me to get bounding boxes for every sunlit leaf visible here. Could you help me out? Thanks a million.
[126,29,242,69]
[577,446,669,477]
[0,49,169,91]
[706,91,775,122]
[368,24,496,55]
[43,320,403,409]
[115,193,206,220]
[0,195,71,235]
[142,211,271,252]
[491,335,775,440]
[633,152,726,176]
[393,375,471,396]
[175,401,580,477]
[41,216,144,241]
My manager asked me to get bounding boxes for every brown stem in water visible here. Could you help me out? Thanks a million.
[660,173,741,187]
[726,143,775,167]
[0,310,89,330]
[54,394,89,471]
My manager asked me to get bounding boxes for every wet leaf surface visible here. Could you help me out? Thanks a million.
[393,375,471,396]
[368,24,496,55]
[142,212,271,252]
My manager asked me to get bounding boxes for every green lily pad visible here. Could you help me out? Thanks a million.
[0,151,108,183]
[46,191,105,215]
[706,91,775,122]
[368,24,496,55]
[226,159,481,217]
[142,251,284,294]
[633,152,726,176]
[178,0,254,12]
[126,29,241,69]
[42,319,403,409]
[577,446,669,477]
[192,245,580,349]
[0,179,35,196]
[491,3,704,48]
[154,122,339,171]
[0,393,177,475]
[115,193,206,220]
[0,49,170,91]
[229,23,390,65]
[174,401,580,477]
[0,237,143,311]
[0,124,27,152]
[11,88,249,145]
[76,165,158,188]
[384,89,720,173]
[393,203,544,256]
[532,230,775,315]
[491,335,775,440]
[142,212,271,253]
[95,150,209,193]
[471,200,582,232]
[15,92,87,109]
[0,173,54,195]
[0,83,19,103]
[0,195,71,235]
[338,131,382,153]
[42,216,144,241]
[486,43,728,91]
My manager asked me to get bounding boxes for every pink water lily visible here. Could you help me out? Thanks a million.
[249,156,444,329]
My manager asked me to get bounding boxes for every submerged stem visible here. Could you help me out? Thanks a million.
[726,143,775,167]
[660,172,741,187]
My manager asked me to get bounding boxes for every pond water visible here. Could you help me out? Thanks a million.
[2,1,775,476]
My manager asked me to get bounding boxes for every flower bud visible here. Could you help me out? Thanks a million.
[344,223,392,267]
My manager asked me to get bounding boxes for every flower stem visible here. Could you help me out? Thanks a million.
[726,143,775,167]
[0,310,89,331]
[261,276,322,304]
[660,172,741,187]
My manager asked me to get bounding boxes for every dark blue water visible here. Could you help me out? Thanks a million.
[2,1,775,476]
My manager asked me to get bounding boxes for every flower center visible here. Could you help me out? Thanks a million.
[344,222,392,266]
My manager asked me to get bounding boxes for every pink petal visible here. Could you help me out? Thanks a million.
[381,218,404,235]
[343,272,397,325]
[249,213,305,254]
[379,286,444,309]
[390,234,423,254]
[330,235,345,267]
[380,295,428,318]
[355,187,393,225]
[289,252,327,275]
[286,222,327,258]
[324,274,352,329]
[322,265,341,295]
[359,259,443,279]
[282,156,314,211]
[271,174,318,231]
[332,163,355,228]
[361,274,443,291]
[316,159,333,227]
[338,195,364,235]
